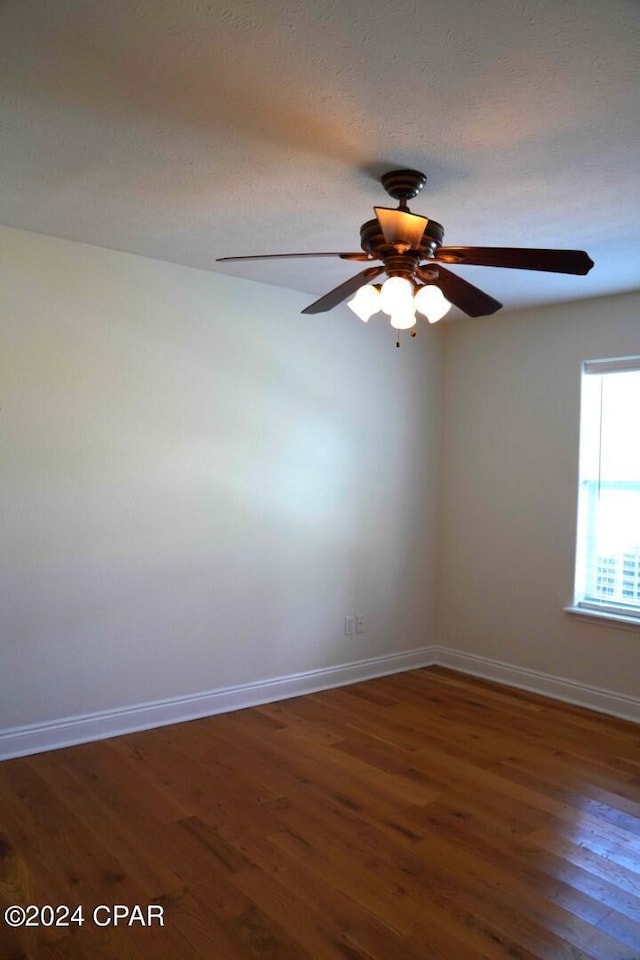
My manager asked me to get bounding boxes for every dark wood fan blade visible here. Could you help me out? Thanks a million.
[418,265,502,317]
[435,246,594,275]
[301,266,385,315]
[216,252,370,262]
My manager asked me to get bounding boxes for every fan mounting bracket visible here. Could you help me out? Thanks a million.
[381,169,427,202]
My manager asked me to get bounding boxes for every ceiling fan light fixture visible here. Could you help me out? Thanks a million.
[374,206,429,251]
[347,283,382,322]
[380,276,414,314]
[219,168,594,336]
[414,284,452,323]
[389,305,417,330]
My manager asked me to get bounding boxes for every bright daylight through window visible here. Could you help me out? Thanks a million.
[573,356,640,624]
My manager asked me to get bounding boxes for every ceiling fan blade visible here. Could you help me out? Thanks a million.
[301,266,385,315]
[435,246,594,275]
[374,207,428,249]
[216,252,370,263]
[418,265,502,317]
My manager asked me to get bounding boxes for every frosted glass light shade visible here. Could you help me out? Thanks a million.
[347,284,382,322]
[389,306,416,330]
[380,276,413,315]
[374,207,428,251]
[414,284,452,323]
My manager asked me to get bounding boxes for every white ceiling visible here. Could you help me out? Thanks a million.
[1,0,639,316]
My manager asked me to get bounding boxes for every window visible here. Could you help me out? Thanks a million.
[572,356,640,625]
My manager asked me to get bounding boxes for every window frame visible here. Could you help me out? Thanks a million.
[566,355,640,631]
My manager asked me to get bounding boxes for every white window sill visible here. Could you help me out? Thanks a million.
[564,605,640,632]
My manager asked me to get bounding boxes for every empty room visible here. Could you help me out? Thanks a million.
[1,1,639,958]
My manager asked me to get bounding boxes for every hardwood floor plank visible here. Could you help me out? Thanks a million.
[233,864,371,960]
[1,667,638,959]
[529,827,640,898]
[152,887,260,960]
[345,914,462,960]
[26,749,184,900]
[416,800,609,923]
[206,713,437,840]
[496,754,640,830]
[232,826,371,934]
[417,802,640,955]
[0,761,147,907]
[35,938,89,959]
[413,795,640,924]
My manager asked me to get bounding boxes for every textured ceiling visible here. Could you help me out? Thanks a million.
[1,0,639,315]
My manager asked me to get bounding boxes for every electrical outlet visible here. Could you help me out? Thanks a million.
[344,615,356,636]
[355,615,365,634]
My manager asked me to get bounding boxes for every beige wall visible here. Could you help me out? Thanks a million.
[2,221,638,734]
[437,291,640,696]
[0,226,443,729]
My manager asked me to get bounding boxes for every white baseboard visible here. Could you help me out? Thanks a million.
[2,644,638,761]
[434,646,640,724]
[0,646,438,761]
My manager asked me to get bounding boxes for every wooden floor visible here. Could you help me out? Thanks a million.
[1,667,639,960]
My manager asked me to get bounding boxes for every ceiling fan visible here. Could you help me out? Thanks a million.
[217,169,594,338]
